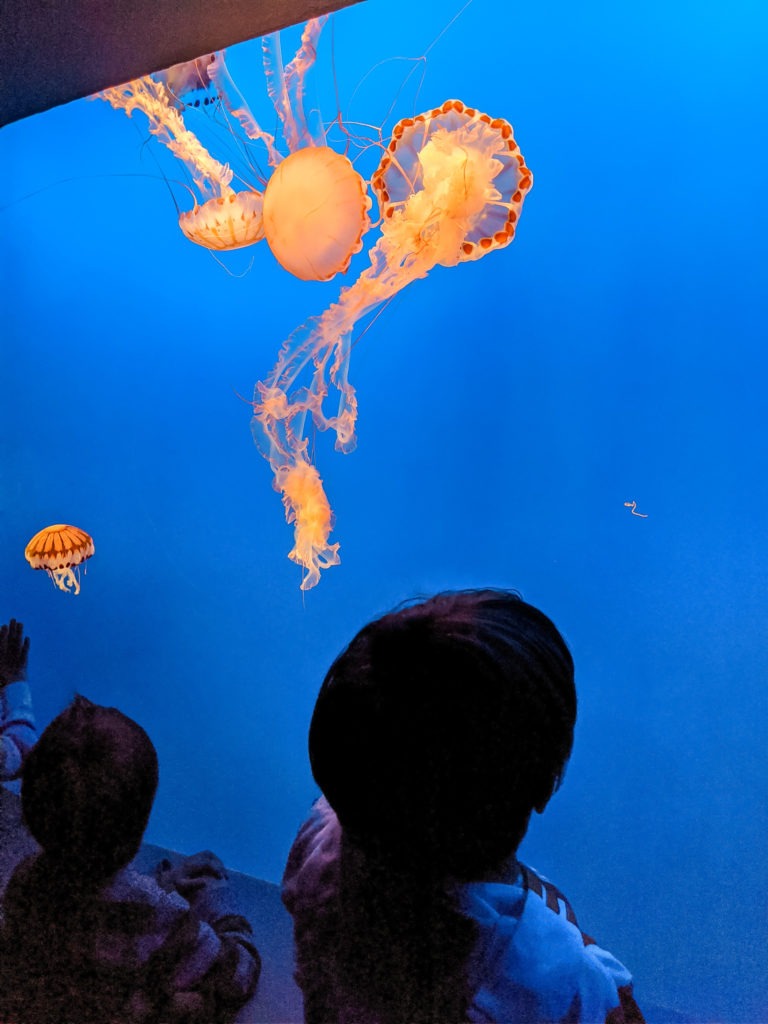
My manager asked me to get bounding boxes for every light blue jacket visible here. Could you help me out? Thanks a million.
[0,681,37,780]
[283,798,644,1024]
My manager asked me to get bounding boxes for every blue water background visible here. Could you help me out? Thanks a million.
[2,1,767,1019]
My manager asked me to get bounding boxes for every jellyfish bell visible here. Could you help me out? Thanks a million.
[178,189,265,250]
[24,524,95,596]
[214,19,375,281]
[262,146,371,281]
[372,99,533,268]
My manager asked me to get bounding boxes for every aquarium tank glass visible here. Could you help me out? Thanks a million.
[2,1,766,1020]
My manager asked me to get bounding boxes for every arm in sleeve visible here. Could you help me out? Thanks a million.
[0,682,37,780]
[281,800,344,1016]
[152,852,262,1014]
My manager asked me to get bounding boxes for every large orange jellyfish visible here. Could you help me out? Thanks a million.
[97,18,370,277]
[25,524,95,595]
[252,99,533,589]
[234,17,372,280]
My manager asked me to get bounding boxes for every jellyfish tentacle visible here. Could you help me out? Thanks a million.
[49,567,80,595]
[99,78,235,201]
[263,16,327,152]
[277,457,340,590]
[206,52,282,169]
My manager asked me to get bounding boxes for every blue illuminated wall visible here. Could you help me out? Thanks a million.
[2,1,766,1019]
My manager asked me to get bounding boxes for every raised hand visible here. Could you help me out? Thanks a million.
[0,619,30,688]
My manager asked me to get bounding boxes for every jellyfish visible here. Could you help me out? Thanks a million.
[252,98,533,589]
[256,17,372,279]
[195,18,372,278]
[97,18,371,276]
[98,60,265,251]
[262,144,371,281]
[24,525,95,595]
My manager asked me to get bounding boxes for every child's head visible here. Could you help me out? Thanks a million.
[22,695,159,879]
[309,589,576,878]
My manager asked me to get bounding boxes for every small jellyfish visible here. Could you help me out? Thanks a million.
[176,189,264,250]
[98,63,265,251]
[252,99,533,589]
[25,524,95,595]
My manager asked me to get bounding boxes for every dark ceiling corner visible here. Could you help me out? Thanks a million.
[0,0,362,127]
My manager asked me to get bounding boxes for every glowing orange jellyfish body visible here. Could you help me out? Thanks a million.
[252,99,533,589]
[263,146,370,281]
[234,17,372,279]
[211,17,371,277]
[25,525,95,595]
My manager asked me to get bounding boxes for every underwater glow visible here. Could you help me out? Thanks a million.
[96,19,532,590]
[24,524,95,595]
[252,98,533,589]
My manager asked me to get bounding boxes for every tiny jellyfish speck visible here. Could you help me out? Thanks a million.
[624,501,648,518]
[25,524,95,595]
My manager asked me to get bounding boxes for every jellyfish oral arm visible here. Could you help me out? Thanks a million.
[263,16,327,153]
[206,52,282,168]
[275,459,340,590]
[251,383,341,590]
[98,78,235,201]
[47,567,82,595]
[250,250,427,591]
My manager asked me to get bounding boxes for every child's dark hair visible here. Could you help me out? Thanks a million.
[308,588,576,1023]
[22,694,159,880]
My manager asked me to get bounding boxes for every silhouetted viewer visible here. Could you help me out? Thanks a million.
[0,695,260,1023]
[283,589,645,1024]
